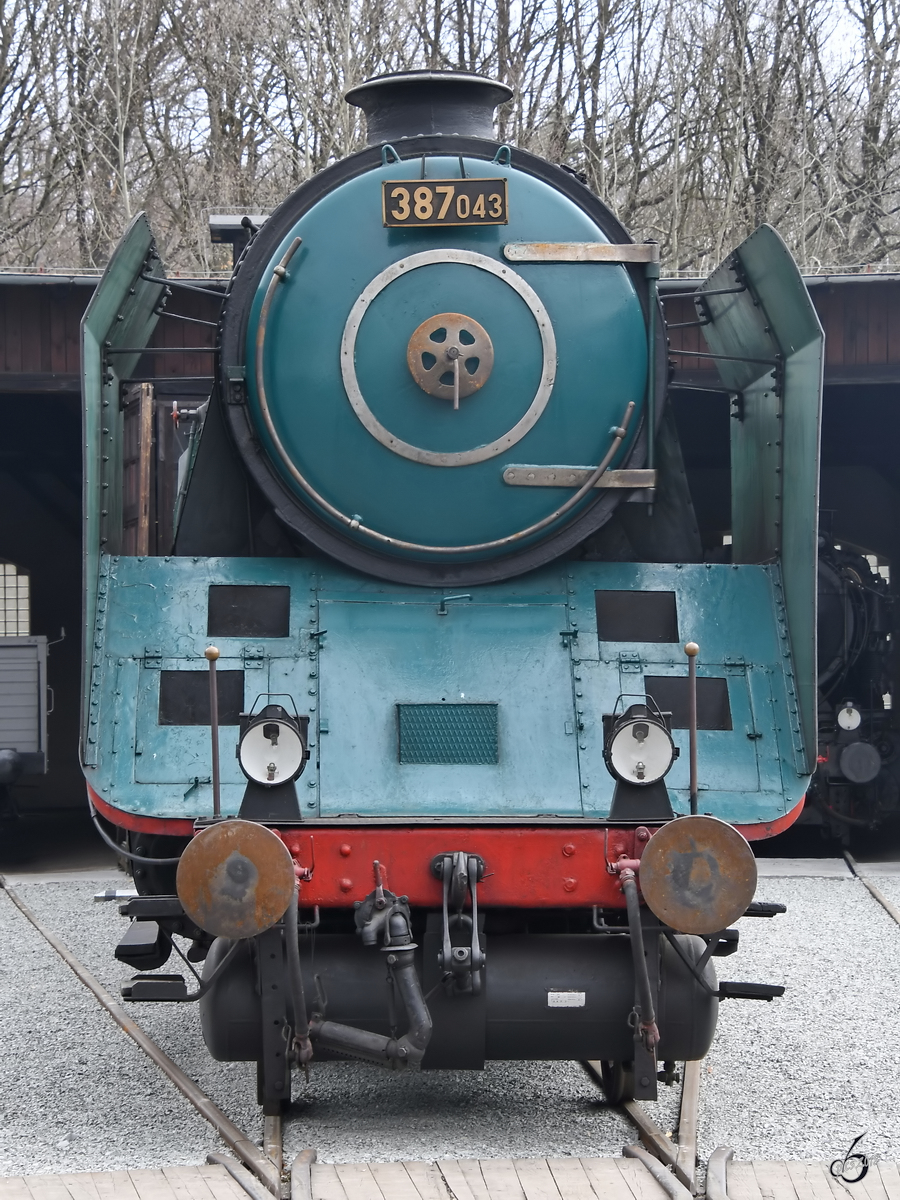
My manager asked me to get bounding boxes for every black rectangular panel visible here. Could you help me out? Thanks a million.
[643,676,732,730]
[158,670,244,725]
[207,585,290,638]
[595,591,678,643]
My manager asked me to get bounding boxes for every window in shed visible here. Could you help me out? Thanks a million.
[0,563,29,635]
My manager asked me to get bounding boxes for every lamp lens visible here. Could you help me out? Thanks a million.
[239,719,304,785]
[609,718,674,785]
[837,705,861,731]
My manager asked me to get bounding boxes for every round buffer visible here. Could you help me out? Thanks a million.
[637,815,757,936]
[176,819,296,940]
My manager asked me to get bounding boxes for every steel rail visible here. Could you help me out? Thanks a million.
[706,1146,735,1200]
[623,1145,693,1199]
[674,1059,702,1191]
[290,1148,317,1200]
[621,1098,679,1169]
[0,874,282,1196]
[207,1152,275,1200]
[844,852,900,926]
[585,1056,703,1191]
[264,1116,283,1177]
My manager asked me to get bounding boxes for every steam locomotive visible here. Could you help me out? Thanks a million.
[81,71,823,1113]
[807,540,898,838]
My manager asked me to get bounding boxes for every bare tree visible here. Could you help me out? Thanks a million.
[0,0,63,263]
[5,0,900,273]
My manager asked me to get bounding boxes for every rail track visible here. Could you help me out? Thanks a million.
[15,864,900,1200]
[0,874,309,1198]
[844,853,900,927]
[1,868,712,1197]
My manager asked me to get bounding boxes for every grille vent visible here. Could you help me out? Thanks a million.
[397,703,498,764]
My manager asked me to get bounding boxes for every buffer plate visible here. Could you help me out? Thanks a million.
[176,819,295,939]
[638,815,757,935]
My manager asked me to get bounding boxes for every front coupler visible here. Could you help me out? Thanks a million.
[309,886,432,1068]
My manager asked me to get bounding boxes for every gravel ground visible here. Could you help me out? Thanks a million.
[0,886,212,1177]
[1,868,898,1175]
[699,872,900,1165]
[0,879,678,1173]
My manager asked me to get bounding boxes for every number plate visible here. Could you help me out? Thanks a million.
[383,179,508,227]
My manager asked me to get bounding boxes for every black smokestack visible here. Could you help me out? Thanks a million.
[345,71,513,146]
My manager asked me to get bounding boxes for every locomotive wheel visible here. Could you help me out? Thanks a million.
[582,1059,635,1104]
[600,1060,635,1104]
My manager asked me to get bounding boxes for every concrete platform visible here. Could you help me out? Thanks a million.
[754,858,852,877]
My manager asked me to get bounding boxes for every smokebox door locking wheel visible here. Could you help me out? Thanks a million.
[407,312,494,407]
[223,134,658,584]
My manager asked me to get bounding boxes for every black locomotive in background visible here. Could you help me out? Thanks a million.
[807,537,898,840]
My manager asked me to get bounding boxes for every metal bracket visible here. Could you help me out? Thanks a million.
[502,466,657,489]
[431,852,486,995]
[438,594,471,616]
[503,242,660,264]
[256,925,291,1114]
[142,647,162,668]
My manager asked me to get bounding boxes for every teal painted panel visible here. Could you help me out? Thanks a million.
[84,555,808,827]
[316,596,583,816]
[697,225,822,772]
[245,156,648,559]
[566,561,806,820]
[627,665,759,793]
[133,657,264,786]
[81,215,166,762]
[87,555,319,817]
[746,665,786,797]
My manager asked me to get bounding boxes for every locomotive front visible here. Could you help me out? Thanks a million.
[81,71,824,1113]
[215,71,658,584]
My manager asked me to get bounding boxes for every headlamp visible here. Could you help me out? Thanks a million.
[238,703,308,787]
[604,702,676,787]
[837,703,862,731]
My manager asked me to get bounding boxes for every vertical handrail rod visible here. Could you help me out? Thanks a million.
[685,642,700,815]
[205,645,221,818]
[645,249,660,476]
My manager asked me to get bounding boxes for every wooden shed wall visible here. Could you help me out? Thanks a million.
[3,274,900,392]
[0,280,218,394]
